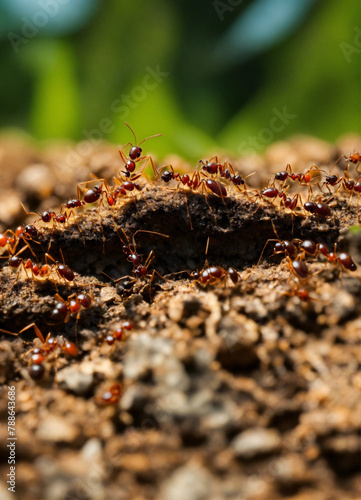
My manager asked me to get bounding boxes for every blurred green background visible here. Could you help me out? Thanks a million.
[0,0,360,160]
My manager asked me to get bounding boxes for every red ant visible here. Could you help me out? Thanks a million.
[5,250,75,289]
[100,321,133,352]
[332,153,361,173]
[95,382,122,405]
[316,243,357,274]
[2,244,52,288]
[0,229,21,257]
[303,200,332,218]
[254,185,303,214]
[21,203,85,249]
[289,240,357,282]
[118,122,160,178]
[44,251,76,283]
[107,173,144,208]
[77,177,108,207]
[61,199,85,211]
[182,238,239,287]
[287,258,309,283]
[0,323,78,380]
[199,157,254,196]
[75,174,111,249]
[12,224,40,257]
[104,228,169,299]
[159,165,228,198]
[192,265,239,286]
[347,152,361,166]
[273,163,324,192]
[285,285,311,302]
[51,292,93,325]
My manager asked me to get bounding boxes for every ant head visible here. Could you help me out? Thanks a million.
[129,146,142,160]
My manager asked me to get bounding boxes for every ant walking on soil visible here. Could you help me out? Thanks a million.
[103,228,169,300]
[21,203,85,250]
[50,291,94,342]
[99,321,133,353]
[0,323,78,381]
[173,238,240,287]
[199,157,255,197]
[273,163,325,193]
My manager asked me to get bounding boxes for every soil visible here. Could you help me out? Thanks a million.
[0,133,360,500]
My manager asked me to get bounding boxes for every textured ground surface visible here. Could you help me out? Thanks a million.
[0,133,360,500]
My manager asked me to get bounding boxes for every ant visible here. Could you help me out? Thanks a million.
[273,163,324,192]
[192,266,239,286]
[76,174,111,249]
[61,199,85,211]
[0,229,22,257]
[317,243,357,275]
[332,153,361,173]
[21,203,85,249]
[77,176,108,207]
[104,228,169,299]
[100,321,133,352]
[2,245,51,289]
[287,258,309,283]
[254,185,303,214]
[118,122,160,178]
[199,157,255,197]
[95,383,122,405]
[51,292,93,325]
[13,224,40,257]
[5,249,75,289]
[0,323,78,380]
[303,200,332,218]
[107,173,144,208]
[184,238,239,287]
[285,285,312,302]
[159,166,229,224]
[44,251,76,283]
[159,165,228,198]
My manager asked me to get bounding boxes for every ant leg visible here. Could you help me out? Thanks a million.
[131,230,169,247]
[65,209,85,246]
[198,179,214,214]
[182,189,193,230]
[3,323,46,342]
[20,202,38,219]
[138,154,158,180]
[256,239,279,266]
[0,328,19,337]
[239,171,256,199]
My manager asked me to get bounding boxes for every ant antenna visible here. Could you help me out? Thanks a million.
[123,121,162,146]
[124,122,137,145]
[139,133,162,146]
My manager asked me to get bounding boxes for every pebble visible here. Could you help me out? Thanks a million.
[16,163,56,199]
[37,414,79,443]
[57,364,94,395]
[160,462,219,500]
[231,428,281,459]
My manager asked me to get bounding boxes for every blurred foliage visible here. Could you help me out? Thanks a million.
[0,0,360,161]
